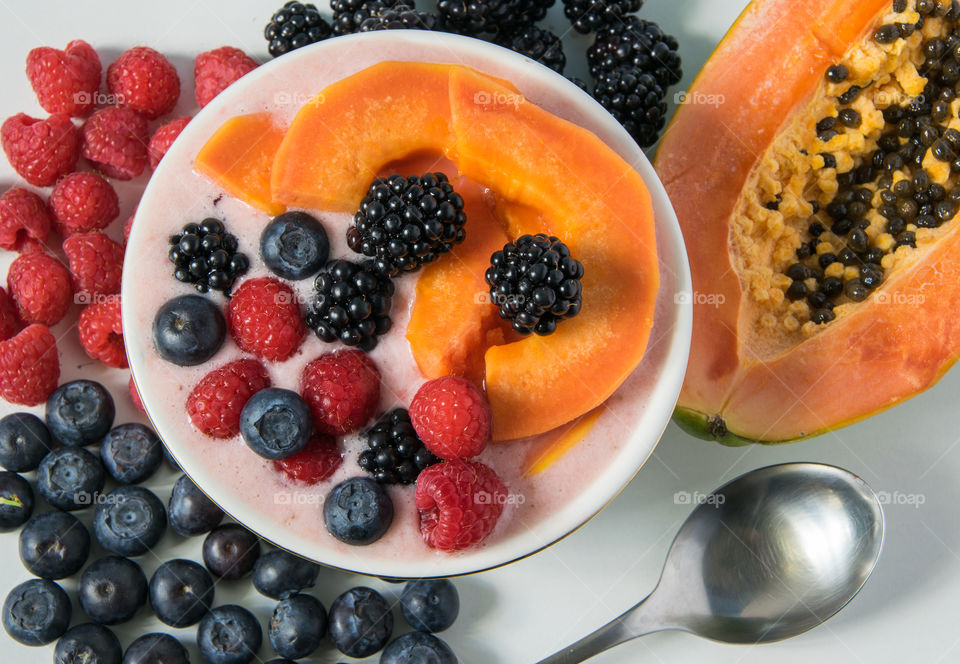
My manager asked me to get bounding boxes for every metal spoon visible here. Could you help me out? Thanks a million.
[539,462,884,663]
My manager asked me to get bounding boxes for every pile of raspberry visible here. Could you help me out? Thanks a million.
[0,39,259,407]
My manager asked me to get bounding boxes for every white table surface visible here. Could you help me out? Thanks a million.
[1,1,958,662]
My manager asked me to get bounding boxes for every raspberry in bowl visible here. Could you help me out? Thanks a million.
[123,31,691,578]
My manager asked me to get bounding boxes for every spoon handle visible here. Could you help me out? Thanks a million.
[535,594,666,664]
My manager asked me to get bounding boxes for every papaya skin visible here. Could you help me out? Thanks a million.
[655,0,960,443]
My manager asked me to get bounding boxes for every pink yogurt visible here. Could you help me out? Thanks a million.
[123,32,689,578]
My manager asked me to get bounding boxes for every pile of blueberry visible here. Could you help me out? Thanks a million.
[0,378,462,662]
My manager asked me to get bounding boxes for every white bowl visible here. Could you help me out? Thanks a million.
[123,31,692,578]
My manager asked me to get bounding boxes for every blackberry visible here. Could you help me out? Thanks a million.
[332,0,401,34]
[167,218,249,295]
[486,234,584,336]
[516,0,556,25]
[357,409,438,484]
[358,3,439,31]
[498,25,566,74]
[592,66,668,148]
[588,17,682,86]
[347,173,467,277]
[305,259,394,351]
[563,0,642,34]
[265,2,332,57]
[436,0,540,36]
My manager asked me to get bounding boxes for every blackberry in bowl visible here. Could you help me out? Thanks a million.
[305,259,394,350]
[347,173,467,277]
[486,234,584,335]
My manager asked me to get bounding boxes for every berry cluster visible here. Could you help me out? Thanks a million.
[167,218,249,294]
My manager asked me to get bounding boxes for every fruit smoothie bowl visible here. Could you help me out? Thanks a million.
[122,30,691,578]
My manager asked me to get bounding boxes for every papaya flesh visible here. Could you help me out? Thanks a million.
[194,112,286,215]
[271,62,456,212]
[270,62,659,442]
[655,0,960,442]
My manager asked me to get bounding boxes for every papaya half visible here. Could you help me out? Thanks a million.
[656,0,960,443]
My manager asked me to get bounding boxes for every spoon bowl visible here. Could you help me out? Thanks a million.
[540,463,884,662]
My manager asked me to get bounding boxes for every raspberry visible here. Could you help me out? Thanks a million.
[300,350,381,435]
[148,116,190,170]
[1,113,79,186]
[50,172,119,235]
[0,187,52,252]
[106,47,180,120]
[78,297,126,368]
[415,459,507,551]
[26,40,102,116]
[0,324,60,406]
[186,359,271,438]
[7,252,72,326]
[0,287,23,341]
[194,47,258,108]
[81,106,149,180]
[63,232,124,302]
[226,277,305,362]
[409,376,492,459]
[129,375,145,412]
[272,433,343,484]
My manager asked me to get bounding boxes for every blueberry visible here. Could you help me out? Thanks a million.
[19,511,89,579]
[168,474,224,537]
[324,476,394,545]
[100,423,163,484]
[401,579,459,633]
[328,586,393,658]
[152,294,226,366]
[252,548,320,599]
[55,623,122,664]
[203,523,261,579]
[0,412,53,471]
[197,604,263,664]
[2,578,71,645]
[36,446,105,511]
[149,558,215,627]
[123,633,190,664]
[78,556,148,625]
[93,486,167,556]
[0,470,34,530]
[380,631,458,664]
[269,593,327,659]
[45,380,115,446]
[239,388,312,460]
[261,211,330,280]
[264,660,296,664]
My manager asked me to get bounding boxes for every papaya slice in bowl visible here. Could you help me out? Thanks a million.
[194,112,286,215]
[656,0,960,442]
[271,61,661,441]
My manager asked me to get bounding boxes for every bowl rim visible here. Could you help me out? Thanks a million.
[123,29,693,578]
